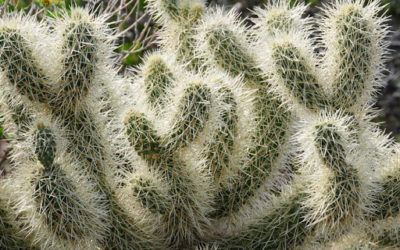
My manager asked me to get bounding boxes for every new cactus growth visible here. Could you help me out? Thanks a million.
[0,0,399,249]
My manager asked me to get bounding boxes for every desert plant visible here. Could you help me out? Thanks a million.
[0,8,162,249]
[0,0,399,249]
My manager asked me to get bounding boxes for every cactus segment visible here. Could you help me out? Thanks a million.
[204,87,238,183]
[0,28,51,103]
[34,124,57,167]
[373,147,400,220]
[125,111,165,166]
[197,9,292,217]
[32,164,92,241]
[149,0,205,72]
[224,189,309,249]
[56,22,98,111]
[330,9,372,109]
[214,85,291,217]
[124,109,210,247]
[204,25,264,85]
[252,0,310,36]
[165,84,211,151]
[175,1,205,72]
[156,0,179,20]
[3,93,33,133]
[132,176,170,214]
[0,199,28,249]
[144,55,175,109]
[312,123,360,229]
[321,1,388,111]
[374,173,400,219]
[271,42,328,111]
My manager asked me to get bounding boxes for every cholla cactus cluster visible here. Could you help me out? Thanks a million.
[0,0,399,249]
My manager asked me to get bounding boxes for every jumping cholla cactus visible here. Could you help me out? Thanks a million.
[0,0,399,249]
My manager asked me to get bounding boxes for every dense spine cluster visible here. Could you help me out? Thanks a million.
[0,0,399,249]
[0,10,160,249]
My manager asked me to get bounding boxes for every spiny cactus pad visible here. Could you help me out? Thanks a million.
[0,0,399,249]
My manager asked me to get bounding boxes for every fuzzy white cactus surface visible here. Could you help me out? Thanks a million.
[0,0,398,249]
